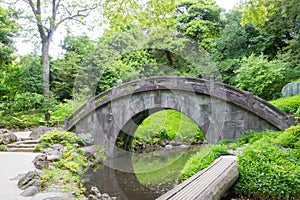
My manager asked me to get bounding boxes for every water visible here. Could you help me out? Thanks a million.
[82,145,203,200]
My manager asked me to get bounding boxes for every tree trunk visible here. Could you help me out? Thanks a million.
[42,40,50,98]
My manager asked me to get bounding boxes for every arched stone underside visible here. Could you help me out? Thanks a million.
[65,76,292,157]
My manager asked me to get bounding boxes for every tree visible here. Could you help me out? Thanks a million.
[241,0,300,60]
[213,9,277,84]
[175,0,224,51]
[51,35,96,100]
[5,0,101,98]
[0,6,19,102]
[102,0,176,32]
[235,53,298,100]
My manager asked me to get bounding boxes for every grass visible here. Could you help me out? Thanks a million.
[178,144,229,182]
[270,94,300,117]
[179,126,300,199]
[235,126,300,199]
[0,100,76,129]
[132,110,204,148]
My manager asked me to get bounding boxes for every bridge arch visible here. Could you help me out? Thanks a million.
[65,76,292,157]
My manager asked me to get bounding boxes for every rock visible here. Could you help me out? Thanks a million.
[159,141,166,147]
[89,194,98,200]
[101,193,110,200]
[179,144,188,149]
[31,192,73,200]
[282,82,300,97]
[165,144,173,149]
[29,126,63,140]
[80,145,99,157]
[45,144,64,161]
[88,186,117,200]
[90,186,102,198]
[78,133,95,146]
[20,185,40,196]
[0,129,17,144]
[18,170,41,190]
[33,154,49,170]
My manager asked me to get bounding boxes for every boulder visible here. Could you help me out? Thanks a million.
[20,186,40,197]
[31,192,73,200]
[0,129,17,144]
[282,82,300,97]
[78,133,95,146]
[88,186,117,200]
[45,144,64,161]
[32,154,49,170]
[18,170,41,190]
[80,145,99,157]
[29,126,63,140]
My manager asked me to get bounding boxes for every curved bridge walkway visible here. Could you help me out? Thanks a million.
[65,76,293,156]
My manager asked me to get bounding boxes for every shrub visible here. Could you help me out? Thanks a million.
[179,144,229,182]
[277,126,300,148]
[0,144,7,151]
[270,94,300,116]
[35,130,83,152]
[235,54,296,100]
[235,127,300,199]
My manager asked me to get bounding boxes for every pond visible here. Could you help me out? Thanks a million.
[82,145,203,200]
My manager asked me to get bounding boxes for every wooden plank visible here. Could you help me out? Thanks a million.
[156,156,238,200]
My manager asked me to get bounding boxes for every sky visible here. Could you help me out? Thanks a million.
[15,0,241,57]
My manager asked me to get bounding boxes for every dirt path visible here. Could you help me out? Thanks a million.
[0,152,41,200]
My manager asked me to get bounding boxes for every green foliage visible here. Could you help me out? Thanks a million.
[241,0,300,61]
[0,6,18,70]
[103,0,176,32]
[235,54,297,100]
[0,99,74,128]
[175,0,224,51]
[39,131,105,197]
[270,94,300,116]
[179,144,229,182]
[17,54,43,94]
[277,126,300,148]
[0,144,7,151]
[227,130,281,149]
[51,36,96,100]
[235,127,300,199]
[132,110,204,149]
[39,130,83,148]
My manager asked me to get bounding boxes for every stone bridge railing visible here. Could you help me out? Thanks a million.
[64,76,293,131]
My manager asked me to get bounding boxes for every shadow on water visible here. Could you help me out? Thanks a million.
[82,145,203,200]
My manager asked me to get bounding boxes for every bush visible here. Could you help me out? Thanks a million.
[235,54,296,100]
[132,110,205,149]
[235,127,300,199]
[37,130,83,151]
[179,144,229,182]
[0,144,7,151]
[270,94,300,116]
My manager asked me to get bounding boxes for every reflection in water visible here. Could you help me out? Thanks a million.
[83,146,202,200]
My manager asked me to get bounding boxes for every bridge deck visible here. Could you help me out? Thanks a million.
[156,156,239,200]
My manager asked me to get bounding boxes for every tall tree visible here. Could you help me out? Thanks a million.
[241,0,300,60]
[175,0,224,51]
[102,0,176,32]
[5,0,101,97]
[0,6,19,101]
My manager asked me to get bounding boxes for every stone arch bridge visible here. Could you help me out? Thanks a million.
[65,76,293,156]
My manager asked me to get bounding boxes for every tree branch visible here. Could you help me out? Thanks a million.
[55,3,100,30]
[28,0,46,41]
